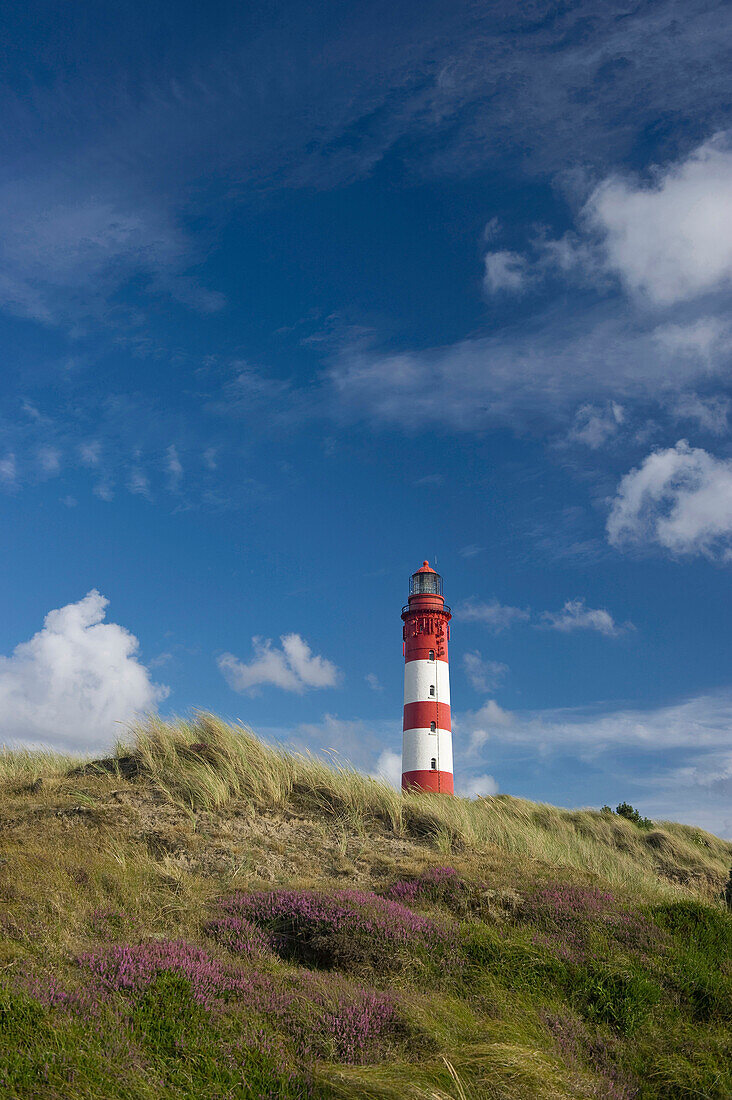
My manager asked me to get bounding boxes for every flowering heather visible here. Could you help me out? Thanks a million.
[73,940,404,1064]
[204,915,275,958]
[385,866,465,904]
[220,887,451,947]
[80,940,263,1010]
[524,885,660,960]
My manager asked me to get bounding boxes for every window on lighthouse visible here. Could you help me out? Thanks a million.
[430,721,436,732]
[430,758,437,770]
[428,649,435,661]
[429,685,435,696]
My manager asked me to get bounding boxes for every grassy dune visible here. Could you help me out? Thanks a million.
[0,714,729,1099]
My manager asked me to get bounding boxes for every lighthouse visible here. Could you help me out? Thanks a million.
[401,561,453,794]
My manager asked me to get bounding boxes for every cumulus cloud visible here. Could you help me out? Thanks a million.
[541,598,629,637]
[458,773,499,798]
[373,749,402,789]
[455,599,530,632]
[218,633,340,695]
[585,131,732,305]
[466,699,514,752]
[0,590,167,752]
[607,440,732,559]
[463,651,508,692]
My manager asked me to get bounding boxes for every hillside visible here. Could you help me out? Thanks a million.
[0,714,730,1099]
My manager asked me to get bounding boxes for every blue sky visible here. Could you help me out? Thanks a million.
[1,0,731,836]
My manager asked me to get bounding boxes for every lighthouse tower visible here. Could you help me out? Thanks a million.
[401,561,453,794]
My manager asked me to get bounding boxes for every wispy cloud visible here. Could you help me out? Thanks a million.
[455,599,530,632]
[0,453,17,487]
[462,651,508,692]
[166,445,183,492]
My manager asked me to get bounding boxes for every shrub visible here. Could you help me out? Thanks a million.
[217,888,453,972]
[615,803,653,830]
[203,916,275,958]
[75,940,408,1066]
[385,865,466,905]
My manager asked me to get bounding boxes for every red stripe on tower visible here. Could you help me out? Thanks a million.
[401,561,454,794]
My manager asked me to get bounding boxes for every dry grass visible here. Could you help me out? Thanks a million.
[0,712,730,1099]
[112,713,731,903]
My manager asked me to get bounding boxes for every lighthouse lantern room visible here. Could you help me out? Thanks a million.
[401,561,454,794]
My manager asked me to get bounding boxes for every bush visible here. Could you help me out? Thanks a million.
[615,803,653,830]
[217,888,454,973]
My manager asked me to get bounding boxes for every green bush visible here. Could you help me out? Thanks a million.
[615,802,654,830]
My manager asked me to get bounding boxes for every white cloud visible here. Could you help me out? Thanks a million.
[585,131,732,305]
[607,440,732,559]
[128,467,151,498]
[218,633,340,695]
[463,651,508,692]
[0,454,17,487]
[465,691,732,754]
[458,773,499,798]
[568,402,624,448]
[326,306,731,435]
[466,699,514,752]
[541,597,629,637]
[373,749,402,789]
[455,691,732,837]
[37,446,61,476]
[0,180,223,327]
[79,441,102,467]
[671,393,729,435]
[79,440,101,466]
[456,599,530,632]
[483,250,528,294]
[0,590,167,752]
[365,672,382,692]
[166,445,183,491]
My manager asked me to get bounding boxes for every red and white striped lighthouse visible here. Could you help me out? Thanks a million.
[401,561,453,794]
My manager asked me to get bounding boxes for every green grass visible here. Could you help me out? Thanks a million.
[0,713,729,1099]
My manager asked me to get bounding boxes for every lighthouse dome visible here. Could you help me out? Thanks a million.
[409,561,443,596]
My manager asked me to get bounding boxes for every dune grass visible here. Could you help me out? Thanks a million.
[119,713,731,902]
[0,713,729,1099]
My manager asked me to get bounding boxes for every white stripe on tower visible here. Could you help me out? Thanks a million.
[401,561,454,795]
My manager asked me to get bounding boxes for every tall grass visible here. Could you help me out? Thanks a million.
[115,714,730,903]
